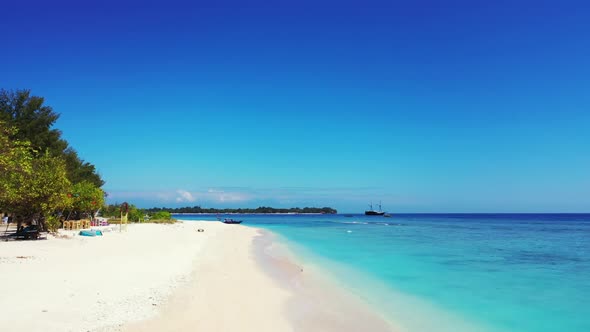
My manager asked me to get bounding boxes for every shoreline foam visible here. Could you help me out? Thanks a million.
[252,228,397,332]
[257,223,496,332]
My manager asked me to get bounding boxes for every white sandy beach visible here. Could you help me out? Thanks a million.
[0,221,395,332]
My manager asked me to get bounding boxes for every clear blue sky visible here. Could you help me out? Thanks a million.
[1,0,589,212]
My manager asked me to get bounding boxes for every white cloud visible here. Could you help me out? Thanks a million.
[216,192,250,203]
[175,190,196,203]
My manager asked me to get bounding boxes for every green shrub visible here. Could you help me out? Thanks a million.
[45,216,61,233]
[151,211,172,220]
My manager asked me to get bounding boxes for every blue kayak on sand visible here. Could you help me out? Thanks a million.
[79,230,103,237]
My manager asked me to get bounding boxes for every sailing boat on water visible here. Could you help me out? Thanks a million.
[365,202,385,216]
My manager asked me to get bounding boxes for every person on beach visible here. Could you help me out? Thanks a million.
[2,215,7,225]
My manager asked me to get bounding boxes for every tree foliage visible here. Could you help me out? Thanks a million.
[101,203,144,222]
[0,90,66,155]
[102,203,177,223]
[0,122,34,211]
[71,181,105,218]
[101,204,122,218]
[151,211,172,220]
[29,152,73,217]
[128,205,144,222]
[0,121,72,227]
[0,89,104,187]
[0,89,107,230]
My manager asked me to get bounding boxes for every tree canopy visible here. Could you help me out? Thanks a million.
[101,203,144,222]
[71,181,105,219]
[0,121,72,227]
[0,89,106,231]
[0,89,104,187]
[0,122,35,212]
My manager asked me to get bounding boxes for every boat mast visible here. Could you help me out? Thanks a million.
[379,201,382,212]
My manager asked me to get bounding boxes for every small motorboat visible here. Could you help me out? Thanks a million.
[222,219,243,224]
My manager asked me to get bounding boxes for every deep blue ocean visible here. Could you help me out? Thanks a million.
[176,213,590,332]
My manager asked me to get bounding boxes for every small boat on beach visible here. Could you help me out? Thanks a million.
[221,218,243,224]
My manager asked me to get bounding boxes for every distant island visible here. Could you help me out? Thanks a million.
[145,206,338,214]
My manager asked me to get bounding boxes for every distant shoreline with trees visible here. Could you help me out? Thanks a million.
[145,206,338,215]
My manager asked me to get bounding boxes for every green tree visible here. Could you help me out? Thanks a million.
[63,148,104,187]
[0,121,72,230]
[0,89,104,187]
[151,211,172,220]
[29,153,73,230]
[0,122,34,212]
[101,203,121,218]
[128,205,144,222]
[0,90,67,156]
[101,203,144,222]
[71,181,105,220]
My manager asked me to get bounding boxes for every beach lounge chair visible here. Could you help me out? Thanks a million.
[81,219,91,229]
[8,225,46,240]
[63,220,72,230]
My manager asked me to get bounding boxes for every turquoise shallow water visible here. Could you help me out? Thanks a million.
[177,214,590,332]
